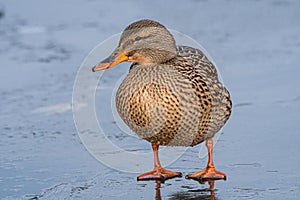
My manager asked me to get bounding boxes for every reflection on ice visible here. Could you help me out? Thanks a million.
[154,179,218,200]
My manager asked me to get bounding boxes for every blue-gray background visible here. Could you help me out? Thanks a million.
[0,0,299,199]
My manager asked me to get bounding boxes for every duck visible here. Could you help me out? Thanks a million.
[92,19,232,181]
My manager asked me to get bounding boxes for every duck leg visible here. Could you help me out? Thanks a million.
[186,138,226,180]
[137,144,182,181]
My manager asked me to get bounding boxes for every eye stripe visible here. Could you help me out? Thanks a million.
[134,34,153,42]
[135,36,142,41]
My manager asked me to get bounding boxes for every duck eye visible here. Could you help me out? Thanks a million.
[127,50,136,57]
[135,36,142,41]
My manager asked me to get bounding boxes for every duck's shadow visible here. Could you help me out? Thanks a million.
[153,179,218,200]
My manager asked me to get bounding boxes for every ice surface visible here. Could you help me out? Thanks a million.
[0,0,299,199]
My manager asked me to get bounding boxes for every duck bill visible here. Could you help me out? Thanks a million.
[92,53,129,72]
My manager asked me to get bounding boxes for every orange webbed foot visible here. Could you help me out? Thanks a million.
[186,167,226,181]
[137,167,182,181]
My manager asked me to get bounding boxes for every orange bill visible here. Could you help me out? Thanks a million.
[92,53,129,72]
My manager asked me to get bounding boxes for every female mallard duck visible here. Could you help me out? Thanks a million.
[92,19,232,181]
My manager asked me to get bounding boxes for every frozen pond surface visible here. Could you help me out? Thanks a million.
[0,0,300,199]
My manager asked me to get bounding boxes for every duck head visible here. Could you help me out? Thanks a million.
[92,19,177,72]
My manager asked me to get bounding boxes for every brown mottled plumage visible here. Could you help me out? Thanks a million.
[92,19,232,181]
[117,46,231,147]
